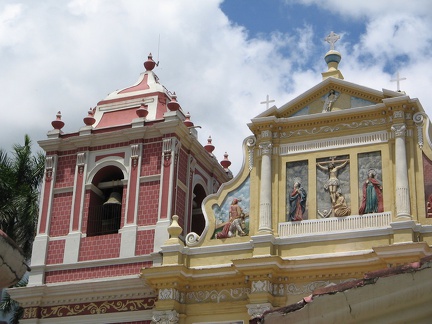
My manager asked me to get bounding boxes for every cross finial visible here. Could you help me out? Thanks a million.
[325,31,340,51]
[391,72,406,92]
[260,94,275,110]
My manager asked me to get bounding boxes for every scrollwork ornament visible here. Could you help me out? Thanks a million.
[152,310,179,324]
[185,232,200,246]
[246,303,272,319]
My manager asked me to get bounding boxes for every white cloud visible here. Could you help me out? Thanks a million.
[0,0,431,178]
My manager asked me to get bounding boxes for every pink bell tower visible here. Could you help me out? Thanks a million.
[10,54,231,323]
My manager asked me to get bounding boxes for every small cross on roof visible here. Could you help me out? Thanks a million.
[391,72,406,92]
[260,94,275,110]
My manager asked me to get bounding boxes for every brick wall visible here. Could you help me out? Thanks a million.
[55,152,76,188]
[137,182,159,226]
[46,240,65,265]
[50,192,72,237]
[79,234,121,261]
[141,140,162,176]
[135,230,155,255]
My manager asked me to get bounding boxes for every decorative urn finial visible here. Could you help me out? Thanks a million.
[83,108,96,126]
[136,102,149,118]
[204,136,215,154]
[167,92,181,111]
[183,112,194,127]
[144,53,156,71]
[220,152,231,169]
[168,215,183,239]
[51,111,65,130]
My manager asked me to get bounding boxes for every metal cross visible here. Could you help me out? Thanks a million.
[260,94,275,110]
[391,72,406,92]
[325,31,340,51]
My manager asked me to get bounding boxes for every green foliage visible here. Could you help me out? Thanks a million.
[0,135,45,259]
[0,135,45,323]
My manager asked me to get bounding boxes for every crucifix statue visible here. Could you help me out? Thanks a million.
[325,31,340,51]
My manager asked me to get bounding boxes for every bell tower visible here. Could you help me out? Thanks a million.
[13,54,231,323]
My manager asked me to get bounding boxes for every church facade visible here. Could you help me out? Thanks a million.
[9,33,432,323]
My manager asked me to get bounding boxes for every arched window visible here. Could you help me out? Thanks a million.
[191,184,206,235]
[87,166,124,236]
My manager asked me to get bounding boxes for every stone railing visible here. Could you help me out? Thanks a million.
[279,212,392,237]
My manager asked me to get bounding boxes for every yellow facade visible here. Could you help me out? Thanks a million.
[141,47,432,323]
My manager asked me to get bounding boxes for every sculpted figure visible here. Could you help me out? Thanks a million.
[216,198,247,238]
[322,89,339,112]
[359,169,383,214]
[333,189,351,217]
[288,181,307,221]
[317,158,349,204]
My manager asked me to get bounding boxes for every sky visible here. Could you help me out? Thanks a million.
[0,0,431,176]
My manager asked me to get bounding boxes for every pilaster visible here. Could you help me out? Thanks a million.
[258,134,273,233]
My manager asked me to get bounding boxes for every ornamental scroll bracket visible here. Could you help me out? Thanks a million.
[246,136,256,172]
[77,152,86,175]
[131,144,140,168]
[45,156,54,182]
[413,112,426,150]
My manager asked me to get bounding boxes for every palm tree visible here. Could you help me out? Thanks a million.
[0,135,45,323]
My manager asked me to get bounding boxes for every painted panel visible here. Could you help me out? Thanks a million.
[286,160,309,221]
[316,155,350,218]
[358,151,383,214]
[212,176,250,239]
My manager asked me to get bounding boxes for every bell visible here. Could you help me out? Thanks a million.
[103,191,122,205]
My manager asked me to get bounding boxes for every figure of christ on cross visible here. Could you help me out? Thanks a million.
[316,156,349,204]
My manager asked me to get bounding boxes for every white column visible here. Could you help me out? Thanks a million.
[391,123,411,218]
[259,141,272,233]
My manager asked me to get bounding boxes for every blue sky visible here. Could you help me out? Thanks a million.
[0,0,431,175]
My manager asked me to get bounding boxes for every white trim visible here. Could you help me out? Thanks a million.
[279,131,388,155]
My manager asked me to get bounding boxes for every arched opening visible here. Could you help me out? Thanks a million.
[87,166,124,236]
[191,184,207,235]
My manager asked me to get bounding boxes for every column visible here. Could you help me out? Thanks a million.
[391,123,411,218]
[259,140,272,233]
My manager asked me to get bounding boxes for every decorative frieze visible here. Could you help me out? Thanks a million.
[22,298,156,320]
[186,287,250,303]
[280,118,386,139]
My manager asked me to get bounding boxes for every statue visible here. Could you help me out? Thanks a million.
[317,157,349,204]
[359,169,383,214]
[216,198,247,238]
[333,189,351,217]
[322,89,339,112]
[288,180,307,221]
